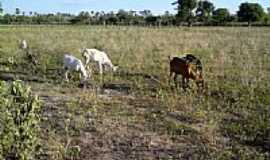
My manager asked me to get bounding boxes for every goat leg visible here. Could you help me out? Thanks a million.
[174,74,178,88]
[182,77,188,92]
[186,78,190,89]
[64,69,69,82]
[79,72,82,80]
[98,62,103,75]
[168,71,173,85]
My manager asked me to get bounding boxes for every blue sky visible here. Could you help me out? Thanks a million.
[1,0,270,15]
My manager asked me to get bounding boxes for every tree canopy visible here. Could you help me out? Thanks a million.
[237,2,265,26]
[0,2,3,15]
[212,8,230,25]
[172,0,197,26]
[0,1,269,26]
[196,0,215,23]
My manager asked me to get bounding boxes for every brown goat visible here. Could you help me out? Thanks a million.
[169,55,204,91]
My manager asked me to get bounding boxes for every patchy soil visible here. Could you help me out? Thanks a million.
[2,69,266,159]
[21,73,212,159]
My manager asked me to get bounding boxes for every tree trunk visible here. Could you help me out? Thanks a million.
[188,9,192,27]
[188,20,192,27]
[248,21,252,27]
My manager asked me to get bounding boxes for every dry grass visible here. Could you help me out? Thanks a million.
[0,25,270,159]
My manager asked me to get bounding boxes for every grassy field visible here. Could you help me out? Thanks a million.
[0,26,270,159]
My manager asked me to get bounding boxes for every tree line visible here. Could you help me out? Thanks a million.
[0,0,270,26]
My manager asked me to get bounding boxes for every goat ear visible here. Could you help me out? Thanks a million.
[79,48,86,54]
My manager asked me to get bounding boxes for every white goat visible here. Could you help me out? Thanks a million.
[81,48,118,75]
[20,40,28,50]
[63,54,88,82]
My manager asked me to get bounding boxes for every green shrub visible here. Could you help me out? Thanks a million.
[0,80,41,160]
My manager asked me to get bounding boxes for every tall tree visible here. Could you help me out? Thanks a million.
[172,0,197,26]
[237,3,265,26]
[77,11,90,24]
[196,0,215,23]
[117,9,129,23]
[0,2,3,16]
[161,11,175,26]
[15,8,20,15]
[212,8,230,25]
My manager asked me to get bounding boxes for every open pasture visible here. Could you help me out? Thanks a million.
[0,26,269,159]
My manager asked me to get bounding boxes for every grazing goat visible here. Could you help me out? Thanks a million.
[169,54,204,91]
[63,54,88,82]
[19,40,38,66]
[80,48,118,75]
[20,40,28,50]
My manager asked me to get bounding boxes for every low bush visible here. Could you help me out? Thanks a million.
[0,80,41,160]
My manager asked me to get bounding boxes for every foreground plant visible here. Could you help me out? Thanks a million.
[0,80,41,160]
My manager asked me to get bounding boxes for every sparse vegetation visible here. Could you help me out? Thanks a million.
[0,80,41,160]
[0,26,269,159]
